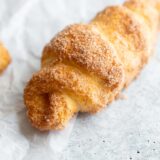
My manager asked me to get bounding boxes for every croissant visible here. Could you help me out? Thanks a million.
[0,42,11,74]
[24,0,160,130]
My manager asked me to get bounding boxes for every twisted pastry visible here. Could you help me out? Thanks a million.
[24,0,160,130]
[0,42,11,74]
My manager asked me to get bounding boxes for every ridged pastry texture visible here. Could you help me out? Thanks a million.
[24,0,160,131]
[0,42,11,74]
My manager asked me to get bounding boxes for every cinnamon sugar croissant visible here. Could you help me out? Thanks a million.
[24,0,160,130]
[0,42,11,74]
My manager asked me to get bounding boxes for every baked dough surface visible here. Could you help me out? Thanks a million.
[24,0,160,130]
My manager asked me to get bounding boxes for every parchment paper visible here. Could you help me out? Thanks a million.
[0,0,160,159]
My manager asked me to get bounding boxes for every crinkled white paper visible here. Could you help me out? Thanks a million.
[0,0,160,159]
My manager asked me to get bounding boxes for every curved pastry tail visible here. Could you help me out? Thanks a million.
[44,92,78,130]
[24,80,78,131]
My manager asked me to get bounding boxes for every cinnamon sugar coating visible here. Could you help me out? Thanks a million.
[24,0,160,130]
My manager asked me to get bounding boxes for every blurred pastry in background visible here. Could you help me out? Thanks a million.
[0,42,11,74]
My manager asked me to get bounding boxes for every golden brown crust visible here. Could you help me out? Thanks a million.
[124,0,160,52]
[42,24,124,89]
[92,5,151,86]
[24,0,160,130]
[0,43,11,74]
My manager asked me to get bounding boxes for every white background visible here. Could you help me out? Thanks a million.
[0,0,160,159]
